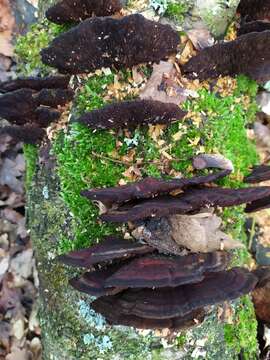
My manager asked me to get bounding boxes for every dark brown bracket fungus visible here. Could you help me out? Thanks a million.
[92,296,206,330]
[238,21,270,37]
[0,76,74,144]
[0,126,46,145]
[252,267,270,324]
[76,100,187,130]
[93,268,257,319]
[245,196,270,213]
[100,186,270,223]
[41,14,179,74]
[81,170,230,207]
[46,0,122,24]
[58,236,154,268]
[104,252,231,288]
[182,31,270,83]
[0,75,71,93]
[237,0,270,22]
[0,88,73,125]
[244,165,270,183]
[69,265,124,297]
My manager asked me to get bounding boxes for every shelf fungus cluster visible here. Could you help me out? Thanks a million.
[0,75,73,144]
[58,168,270,330]
[60,235,258,330]
[41,14,179,74]
[46,0,122,24]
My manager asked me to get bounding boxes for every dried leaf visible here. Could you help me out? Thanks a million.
[140,61,186,104]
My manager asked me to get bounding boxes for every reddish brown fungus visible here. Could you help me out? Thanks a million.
[58,236,154,268]
[76,100,186,129]
[237,0,270,22]
[41,14,179,74]
[96,268,258,319]
[0,75,70,93]
[237,21,270,36]
[46,0,122,24]
[182,31,270,83]
[245,196,270,213]
[0,86,73,126]
[244,165,270,183]
[92,295,206,329]
[252,267,270,324]
[101,186,270,222]
[35,88,74,107]
[0,126,46,144]
[69,265,124,297]
[81,170,230,206]
[105,252,231,288]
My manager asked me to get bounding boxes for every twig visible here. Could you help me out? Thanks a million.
[91,152,180,166]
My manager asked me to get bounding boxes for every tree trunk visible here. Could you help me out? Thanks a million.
[26,1,258,359]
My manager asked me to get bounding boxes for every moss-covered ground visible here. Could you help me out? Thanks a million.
[19,8,261,359]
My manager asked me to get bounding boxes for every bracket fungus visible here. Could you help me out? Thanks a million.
[245,196,270,213]
[46,0,122,24]
[60,235,257,329]
[91,298,206,330]
[182,31,270,83]
[59,210,266,330]
[76,100,187,130]
[238,21,270,36]
[0,75,71,93]
[81,170,230,207]
[252,267,270,324]
[104,252,231,288]
[244,165,270,183]
[69,264,125,297]
[93,268,257,320]
[237,0,270,22]
[0,75,73,144]
[99,186,270,223]
[41,14,179,74]
[0,126,46,145]
[58,236,154,268]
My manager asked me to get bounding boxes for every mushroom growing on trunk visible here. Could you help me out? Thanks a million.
[41,14,179,74]
[46,0,122,24]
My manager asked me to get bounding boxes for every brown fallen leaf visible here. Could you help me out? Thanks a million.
[0,0,15,57]
[140,61,187,104]
[0,154,25,193]
[187,22,214,50]
[133,209,243,254]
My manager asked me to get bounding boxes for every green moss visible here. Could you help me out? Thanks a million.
[23,144,38,191]
[15,20,69,76]
[165,1,190,23]
[224,296,258,359]
[168,75,258,183]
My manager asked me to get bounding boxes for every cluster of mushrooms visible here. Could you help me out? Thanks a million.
[1,0,270,331]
